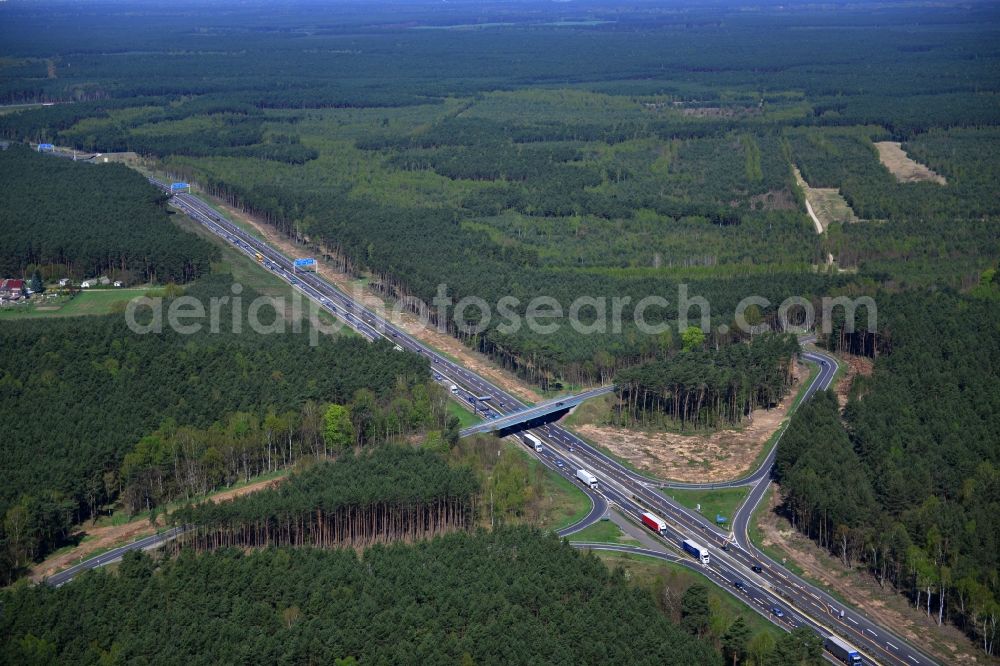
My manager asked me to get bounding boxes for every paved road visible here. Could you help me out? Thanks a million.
[47,176,935,666]
[44,527,187,587]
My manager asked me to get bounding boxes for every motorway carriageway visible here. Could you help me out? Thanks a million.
[56,178,934,666]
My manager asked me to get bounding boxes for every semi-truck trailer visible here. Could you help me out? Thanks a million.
[682,539,710,565]
[576,469,598,489]
[824,635,862,665]
[641,512,668,536]
[523,433,543,452]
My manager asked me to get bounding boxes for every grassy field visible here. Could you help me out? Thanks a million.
[569,519,632,544]
[663,486,750,528]
[0,288,148,319]
[593,550,783,640]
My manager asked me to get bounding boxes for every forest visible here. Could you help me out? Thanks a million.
[172,446,478,551]
[0,529,722,666]
[776,287,1000,656]
[0,274,436,584]
[0,145,218,284]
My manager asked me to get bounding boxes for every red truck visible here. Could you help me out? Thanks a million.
[641,511,668,536]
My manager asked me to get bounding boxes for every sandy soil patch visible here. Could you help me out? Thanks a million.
[30,476,284,581]
[834,353,874,409]
[793,166,859,233]
[211,198,544,404]
[758,490,981,665]
[571,361,805,483]
[875,142,947,185]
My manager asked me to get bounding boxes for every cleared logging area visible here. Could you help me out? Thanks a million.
[793,166,859,231]
[874,141,947,185]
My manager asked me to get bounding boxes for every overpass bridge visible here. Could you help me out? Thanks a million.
[460,385,615,438]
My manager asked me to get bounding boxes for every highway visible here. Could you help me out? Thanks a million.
[46,175,936,666]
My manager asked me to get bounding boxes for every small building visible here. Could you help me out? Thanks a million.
[81,280,93,289]
[113,280,124,288]
[58,278,70,287]
[0,279,25,300]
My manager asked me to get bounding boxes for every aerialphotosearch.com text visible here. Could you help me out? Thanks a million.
[125,282,876,345]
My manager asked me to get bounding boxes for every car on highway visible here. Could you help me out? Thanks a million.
[290,279,299,285]
[555,459,565,468]
[433,373,442,381]
[556,401,564,406]
[751,564,763,573]
[732,580,747,592]
[770,606,785,618]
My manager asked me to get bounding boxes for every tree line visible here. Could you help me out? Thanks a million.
[117,382,456,517]
[172,446,478,551]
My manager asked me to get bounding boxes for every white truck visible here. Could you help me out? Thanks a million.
[450,384,459,394]
[523,432,544,452]
[576,469,598,489]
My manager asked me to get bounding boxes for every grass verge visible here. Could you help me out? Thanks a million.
[593,551,783,640]
[663,486,749,528]
[569,520,630,544]
[448,400,481,429]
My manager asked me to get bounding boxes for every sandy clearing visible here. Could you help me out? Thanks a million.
[208,198,544,404]
[29,476,284,582]
[875,142,947,185]
[834,353,874,409]
[571,361,805,483]
[793,166,860,233]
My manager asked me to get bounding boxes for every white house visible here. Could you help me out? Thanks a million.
[58,278,69,287]
[113,281,123,288]
[81,280,93,289]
